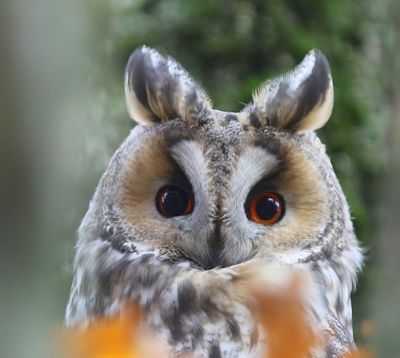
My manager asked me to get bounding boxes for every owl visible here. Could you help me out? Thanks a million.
[66,46,363,357]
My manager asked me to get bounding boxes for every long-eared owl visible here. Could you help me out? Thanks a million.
[66,46,363,357]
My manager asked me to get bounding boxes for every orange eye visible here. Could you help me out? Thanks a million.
[156,185,193,218]
[247,192,285,225]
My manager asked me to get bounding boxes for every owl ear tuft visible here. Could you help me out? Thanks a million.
[247,50,334,133]
[124,46,212,125]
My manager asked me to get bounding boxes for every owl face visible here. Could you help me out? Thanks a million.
[97,47,347,271]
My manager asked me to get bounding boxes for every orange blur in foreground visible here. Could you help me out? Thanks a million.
[61,305,166,358]
[61,279,373,358]
[252,275,317,357]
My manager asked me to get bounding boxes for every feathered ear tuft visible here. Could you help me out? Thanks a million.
[124,46,211,125]
[245,50,334,133]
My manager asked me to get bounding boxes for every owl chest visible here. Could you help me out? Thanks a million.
[144,299,264,358]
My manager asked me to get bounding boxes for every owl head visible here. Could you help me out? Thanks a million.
[81,45,361,285]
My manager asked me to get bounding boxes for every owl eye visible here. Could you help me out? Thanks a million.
[156,185,194,218]
[247,192,285,225]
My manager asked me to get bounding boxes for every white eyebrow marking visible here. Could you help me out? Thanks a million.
[169,140,212,261]
[170,141,207,189]
[230,146,279,204]
[170,140,210,214]
[220,146,279,263]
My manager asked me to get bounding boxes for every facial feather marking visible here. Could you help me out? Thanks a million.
[217,147,279,265]
[119,136,173,225]
[169,140,209,210]
[219,136,331,265]
[227,146,279,229]
[230,146,279,199]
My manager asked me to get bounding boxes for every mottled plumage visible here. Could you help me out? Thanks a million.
[66,47,363,357]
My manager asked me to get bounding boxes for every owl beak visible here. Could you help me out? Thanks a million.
[204,225,226,269]
[182,218,229,270]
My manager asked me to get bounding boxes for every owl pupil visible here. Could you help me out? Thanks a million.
[247,191,284,224]
[255,197,279,220]
[156,185,193,217]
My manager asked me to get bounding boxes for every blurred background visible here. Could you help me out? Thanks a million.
[0,0,399,357]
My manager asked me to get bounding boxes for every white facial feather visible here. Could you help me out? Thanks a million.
[170,140,210,220]
[220,147,279,263]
